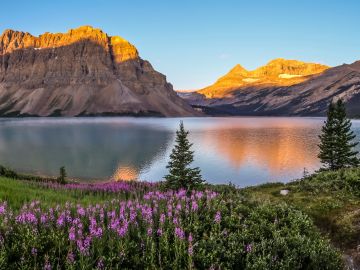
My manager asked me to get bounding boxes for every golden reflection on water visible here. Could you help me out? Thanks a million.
[112,166,138,181]
[0,117,329,184]
[199,118,320,177]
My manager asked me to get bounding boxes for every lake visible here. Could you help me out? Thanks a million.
[1,117,360,186]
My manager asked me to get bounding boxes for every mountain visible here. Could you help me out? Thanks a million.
[0,26,198,117]
[179,59,360,117]
[198,59,329,98]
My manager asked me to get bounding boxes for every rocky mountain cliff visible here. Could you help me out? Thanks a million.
[0,26,197,117]
[180,59,360,117]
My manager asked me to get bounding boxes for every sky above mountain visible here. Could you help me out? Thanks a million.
[0,0,359,90]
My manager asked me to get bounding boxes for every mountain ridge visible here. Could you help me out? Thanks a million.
[0,26,198,117]
[0,26,139,62]
[197,59,329,98]
[179,59,360,117]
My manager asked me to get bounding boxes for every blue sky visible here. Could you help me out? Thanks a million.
[1,0,359,89]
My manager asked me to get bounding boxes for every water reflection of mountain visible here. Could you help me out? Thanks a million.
[195,118,322,181]
[0,122,172,180]
[0,117,333,184]
[112,166,139,181]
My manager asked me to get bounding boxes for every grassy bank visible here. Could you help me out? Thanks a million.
[0,178,121,209]
[0,169,359,269]
[240,168,360,267]
[0,177,154,209]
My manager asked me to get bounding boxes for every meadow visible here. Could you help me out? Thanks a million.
[0,168,359,269]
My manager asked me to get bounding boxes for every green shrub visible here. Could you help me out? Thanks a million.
[194,202,343,269]
[295,168,360,196]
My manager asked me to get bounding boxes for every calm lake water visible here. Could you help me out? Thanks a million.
[1,117,360,186]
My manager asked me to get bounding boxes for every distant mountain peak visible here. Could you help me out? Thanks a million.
[70,25,99,31]
[257,58,329,76]
[266,58,297,65]
[198,58,329,98]
[230,64,248,72]
[181,59,360,118]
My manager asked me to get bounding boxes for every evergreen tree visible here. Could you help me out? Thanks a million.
[165,121,204,190]
[58,166,67,184]
[333,100,359,168]
[318,99,359,170]
[318,102,337,170]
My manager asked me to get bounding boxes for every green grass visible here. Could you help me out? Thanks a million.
[0,177,127,209]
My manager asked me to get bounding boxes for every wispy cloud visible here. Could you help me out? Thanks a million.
[218,53,231,60]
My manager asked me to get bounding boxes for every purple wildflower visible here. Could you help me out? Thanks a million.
[173,217,179,225]
[191,201,198,212]
[159,213,166,223]
[188,233,193,243]
[68,227,76,241]
[44,261,51,270]
[117,223,128,237]
[67,251,75,264]
[56,215,65,227]
[175,227,185,240]
[176,203,182,210]
[195,191,203,199]
[96,258,104,269]
[0,202,6,215]
[214,211,221,223]
[188,233,194,255]
[84,236,91,249]
[16,212,38,225]
[188,245,193,256]
[77,207,85,217]
[40,214,47,224]
[245,244,252,253]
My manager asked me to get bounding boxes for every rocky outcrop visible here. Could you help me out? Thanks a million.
[0,26,198,117]
[180,59,360,117]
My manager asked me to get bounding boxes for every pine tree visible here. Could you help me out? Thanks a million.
[333,99,359,168]
[318,99,359,170]
[318,102,337,170]
[58,166,67,184]
[165,121,204,190]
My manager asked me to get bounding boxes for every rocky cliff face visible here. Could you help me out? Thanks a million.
[0,26,197,117]
[180,59,360,117]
